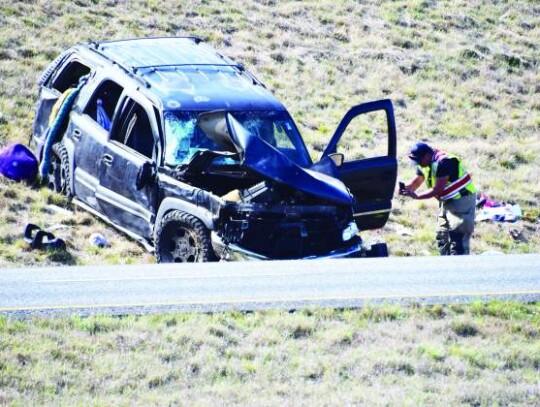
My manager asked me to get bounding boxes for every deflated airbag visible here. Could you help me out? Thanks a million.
[198,111,352,205]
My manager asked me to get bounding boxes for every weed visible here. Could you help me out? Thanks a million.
[71,315,120,335]
[0,303,539,404]
[418,344,446,362]
[451,319,480,337]
[362,304,406,322]
[0,0,538,266]
[426,304,446,319]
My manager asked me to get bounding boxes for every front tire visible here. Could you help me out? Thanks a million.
[155,210,216,263]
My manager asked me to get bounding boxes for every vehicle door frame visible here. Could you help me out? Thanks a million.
[322,99,397,230]
[33,53,92,156]
[69,74,125,209]
[95,90,162,239]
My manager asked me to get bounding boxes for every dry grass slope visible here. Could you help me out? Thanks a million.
[0,0,539,266]
[1,303,539,405]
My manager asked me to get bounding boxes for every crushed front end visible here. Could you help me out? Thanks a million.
[211,182,362,260]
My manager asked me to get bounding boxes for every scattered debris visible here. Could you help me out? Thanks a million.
[476,203,522,222]
[475,193,522,223]
[509,229,528,243]
[89,232,110,248]
[0,143,38,182]
[24,223,66,251]
[47,204,74,216]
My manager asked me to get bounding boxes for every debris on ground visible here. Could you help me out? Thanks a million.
[89,232,110,248]
[47,204,74,216]
[0,143,38,182]
[24,223,66,251]
[509,229,528,243]
[475,193,522,222]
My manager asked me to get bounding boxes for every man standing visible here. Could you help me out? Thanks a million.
[399,142,476,255]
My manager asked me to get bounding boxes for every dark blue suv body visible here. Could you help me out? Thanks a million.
[32,37,397,262]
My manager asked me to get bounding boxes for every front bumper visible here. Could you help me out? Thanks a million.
[211,232,362,261]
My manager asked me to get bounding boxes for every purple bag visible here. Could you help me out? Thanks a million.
[0,143,38,181]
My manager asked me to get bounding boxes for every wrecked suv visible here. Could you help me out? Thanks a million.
[32,37,397,262]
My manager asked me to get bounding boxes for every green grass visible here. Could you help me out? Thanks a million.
[0,0,539,265]
[0,302,539,405]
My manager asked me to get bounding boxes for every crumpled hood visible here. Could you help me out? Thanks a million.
[220,113,353,206]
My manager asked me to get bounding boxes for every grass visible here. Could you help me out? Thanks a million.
[0,0,539,266]
[0,3,538,403]
[0,302,539,405]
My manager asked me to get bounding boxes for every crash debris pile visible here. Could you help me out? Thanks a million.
[0,143,38,182]
[475,193,522,223]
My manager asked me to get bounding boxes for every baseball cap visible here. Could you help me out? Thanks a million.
[408,142,433,162]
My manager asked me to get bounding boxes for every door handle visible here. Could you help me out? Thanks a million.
[72,129,82,141]
[102,154,113,166]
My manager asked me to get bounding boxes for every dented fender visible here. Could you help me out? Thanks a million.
[155,197,217,232]
[155,171,226,232]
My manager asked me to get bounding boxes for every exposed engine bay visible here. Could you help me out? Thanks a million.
[159,111,362,260]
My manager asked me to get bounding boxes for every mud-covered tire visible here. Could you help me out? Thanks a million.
[46,143,71,197]
[155,210,216,263]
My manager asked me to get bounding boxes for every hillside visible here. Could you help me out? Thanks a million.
[0,0,538,266]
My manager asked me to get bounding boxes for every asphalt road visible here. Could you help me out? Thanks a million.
[1,254,539,317]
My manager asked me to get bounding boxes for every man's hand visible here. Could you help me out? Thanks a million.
[399,187,418,199]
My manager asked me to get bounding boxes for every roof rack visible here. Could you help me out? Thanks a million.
[89,36,204,47]
[133,63,264,87]
[87,44,151,88]
[133,63,242,71]
[136,64,266,89]
[85,37,266,89]
[86,37,209,89]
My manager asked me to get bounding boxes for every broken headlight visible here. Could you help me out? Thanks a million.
[342,221,359,241]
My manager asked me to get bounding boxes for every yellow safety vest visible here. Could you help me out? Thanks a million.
[420,150,476,200]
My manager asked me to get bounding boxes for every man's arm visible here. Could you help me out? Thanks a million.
[405,176,448,200]
[402,157,456,200]
[405,174,424,192]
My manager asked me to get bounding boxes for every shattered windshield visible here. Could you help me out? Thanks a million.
[164,110,311,167]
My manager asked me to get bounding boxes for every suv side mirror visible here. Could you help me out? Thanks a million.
[136,161,155,190]
[328,152,344,167]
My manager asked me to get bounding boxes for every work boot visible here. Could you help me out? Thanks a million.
[449,231,466,255]
[436,231,450,255]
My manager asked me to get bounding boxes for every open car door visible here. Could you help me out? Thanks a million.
[322,99,397,230]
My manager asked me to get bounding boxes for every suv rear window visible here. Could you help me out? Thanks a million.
[51,60,91,93]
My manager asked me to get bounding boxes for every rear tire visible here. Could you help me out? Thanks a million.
[155,210,216,263]
[46,143,71,197]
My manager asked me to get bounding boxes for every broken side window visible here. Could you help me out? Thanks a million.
[112,100,155,159]
[83,80,124,131]
[50,60,91,93]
